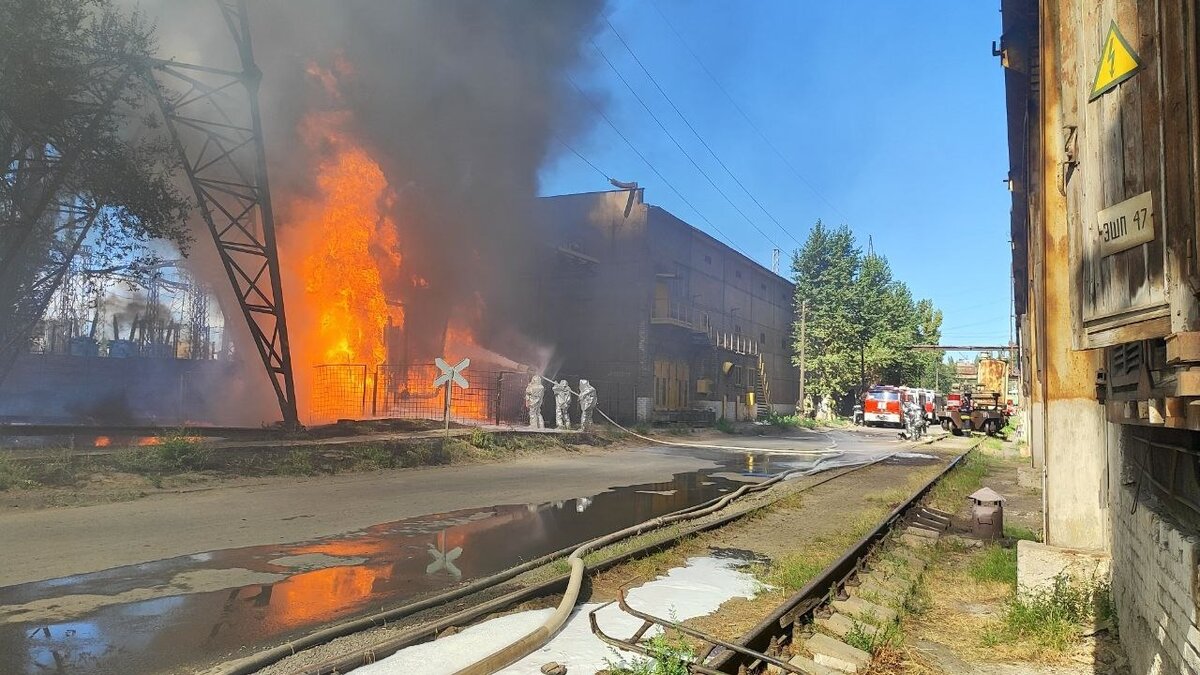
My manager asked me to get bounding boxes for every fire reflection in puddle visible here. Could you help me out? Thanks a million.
[0,466,748,675]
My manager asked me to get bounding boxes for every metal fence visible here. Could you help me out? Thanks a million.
[310,364,644,427]
[310,363,529,426]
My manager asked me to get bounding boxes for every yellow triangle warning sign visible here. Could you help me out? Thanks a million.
[1090,22,1142,100]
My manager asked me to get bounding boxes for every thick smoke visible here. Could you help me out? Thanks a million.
[122,0,605,422]
[250,1,604,364]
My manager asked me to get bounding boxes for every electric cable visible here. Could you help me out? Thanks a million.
[602,18,804,249]
[648,2,854,226]
[590,39,787,255]
[566,76,755,260]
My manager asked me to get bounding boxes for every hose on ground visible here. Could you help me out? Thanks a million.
[448,455,849,675]
[539,376,841,457]
[287,452,900,675]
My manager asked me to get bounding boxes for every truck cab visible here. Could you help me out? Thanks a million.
[863,386,901,426]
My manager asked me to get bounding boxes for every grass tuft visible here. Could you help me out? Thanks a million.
[604,631,694,675]
[983,574,1114,651]
[927,451,989,512]
[755,553,824,592]
[969,544,1018,586]
[844,619,903,655]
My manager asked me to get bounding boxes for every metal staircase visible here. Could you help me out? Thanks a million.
[754,355,771,419]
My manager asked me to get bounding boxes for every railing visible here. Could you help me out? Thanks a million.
[756,354,771,410]
[710,329,760,356]
[651,299,696,328]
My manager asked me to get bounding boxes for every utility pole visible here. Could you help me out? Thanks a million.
[798,300,807,409]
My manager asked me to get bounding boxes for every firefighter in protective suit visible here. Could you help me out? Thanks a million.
[578,379,597,430]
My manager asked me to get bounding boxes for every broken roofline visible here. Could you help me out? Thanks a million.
[539,189,795,288]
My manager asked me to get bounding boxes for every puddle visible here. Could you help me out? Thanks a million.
[357,554,762,675]
[0,466,749,674]
[0,441,903,674]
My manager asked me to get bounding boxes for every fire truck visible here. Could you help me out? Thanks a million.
[862,385,902,426]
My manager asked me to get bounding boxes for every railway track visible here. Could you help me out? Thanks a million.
[212,439,974,675]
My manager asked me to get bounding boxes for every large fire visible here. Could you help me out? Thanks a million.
[280,64,494,424]
[288,115,399,369]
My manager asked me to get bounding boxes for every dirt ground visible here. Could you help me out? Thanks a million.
[252,433,974,675]
[885,441,1129,675]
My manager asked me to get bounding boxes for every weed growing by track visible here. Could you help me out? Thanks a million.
[983,574,1116,652]
[926,450,989,511]
[603,631,694,675]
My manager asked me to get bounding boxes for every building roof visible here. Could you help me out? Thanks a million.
[540,189,793,286]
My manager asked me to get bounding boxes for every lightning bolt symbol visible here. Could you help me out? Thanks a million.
[1107,37,1117,77]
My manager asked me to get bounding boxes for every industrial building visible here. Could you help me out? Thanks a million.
[531,189,799,424]
[1002,0,1200,671]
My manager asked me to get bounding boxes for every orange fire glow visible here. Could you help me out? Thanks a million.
[93,436,111,448]
[291,118,399,368]
[281,63,494,424]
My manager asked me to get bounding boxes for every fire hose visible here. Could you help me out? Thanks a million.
[270,451,899,675]
[447,456,855,675]
[538,376,841,457]
[218,385,847,675]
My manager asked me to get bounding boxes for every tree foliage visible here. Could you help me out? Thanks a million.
[791,222,950,403]
[0,0,190,376]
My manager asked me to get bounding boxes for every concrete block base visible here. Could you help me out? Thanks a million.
[1016,539,1111,596]
[805,632,870,673]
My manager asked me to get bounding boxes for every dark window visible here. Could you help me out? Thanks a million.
[760,332,766,344]
[735,324,742,334]
[704,255,712,264]
[735,270,742,279]
[760,283,766,291]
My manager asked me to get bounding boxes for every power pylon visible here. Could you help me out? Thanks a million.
[145,0,298,427]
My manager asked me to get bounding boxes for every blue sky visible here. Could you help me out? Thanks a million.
[539,0,1014,352]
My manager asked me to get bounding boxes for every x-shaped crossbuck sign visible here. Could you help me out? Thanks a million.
[433,357,470,389]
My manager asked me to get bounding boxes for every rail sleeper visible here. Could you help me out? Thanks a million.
[815,612,876,640]
[804,632,871,673]
[830,596,898,625]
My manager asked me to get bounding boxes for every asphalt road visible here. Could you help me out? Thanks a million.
[0,425,925,675]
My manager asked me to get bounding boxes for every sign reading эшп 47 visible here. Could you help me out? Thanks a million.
[1096,191,1154,258]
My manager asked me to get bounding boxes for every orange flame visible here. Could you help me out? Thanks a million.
[93,436,111,448]
[281,62,493,424]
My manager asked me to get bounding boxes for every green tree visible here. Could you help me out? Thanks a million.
[0,0,189,380]
[791,221,861,400]
[792,222,948,402]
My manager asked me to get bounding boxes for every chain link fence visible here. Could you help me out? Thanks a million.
[310,363,531,426]
[310,365,644,427]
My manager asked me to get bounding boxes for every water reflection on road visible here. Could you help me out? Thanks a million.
[0,454,766,674]
[0,435,928,675]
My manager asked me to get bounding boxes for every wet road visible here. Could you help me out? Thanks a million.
[0,427,922,674]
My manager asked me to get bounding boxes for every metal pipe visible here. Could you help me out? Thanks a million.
[710,447,972,673]
[280,456,895,675]
[604,588,809,674]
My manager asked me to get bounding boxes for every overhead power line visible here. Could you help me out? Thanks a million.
[649,2,853,225]
[565,76,754,260]
[555,135,610,183]
[603,17,804,249]
[589,38,786,255]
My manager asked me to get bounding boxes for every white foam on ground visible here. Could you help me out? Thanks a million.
[894,452,937,460]
[355,556,760,675]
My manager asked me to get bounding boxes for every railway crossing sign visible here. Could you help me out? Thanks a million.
[434,357,470,389]
[426,532,463,579]
[1090,21,1142,101]
[433,357,470,431]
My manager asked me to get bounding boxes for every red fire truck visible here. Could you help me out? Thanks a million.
[863,385,902,426]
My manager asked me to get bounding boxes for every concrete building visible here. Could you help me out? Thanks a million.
[1002,0,1200,671]
[530,189,799,424]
